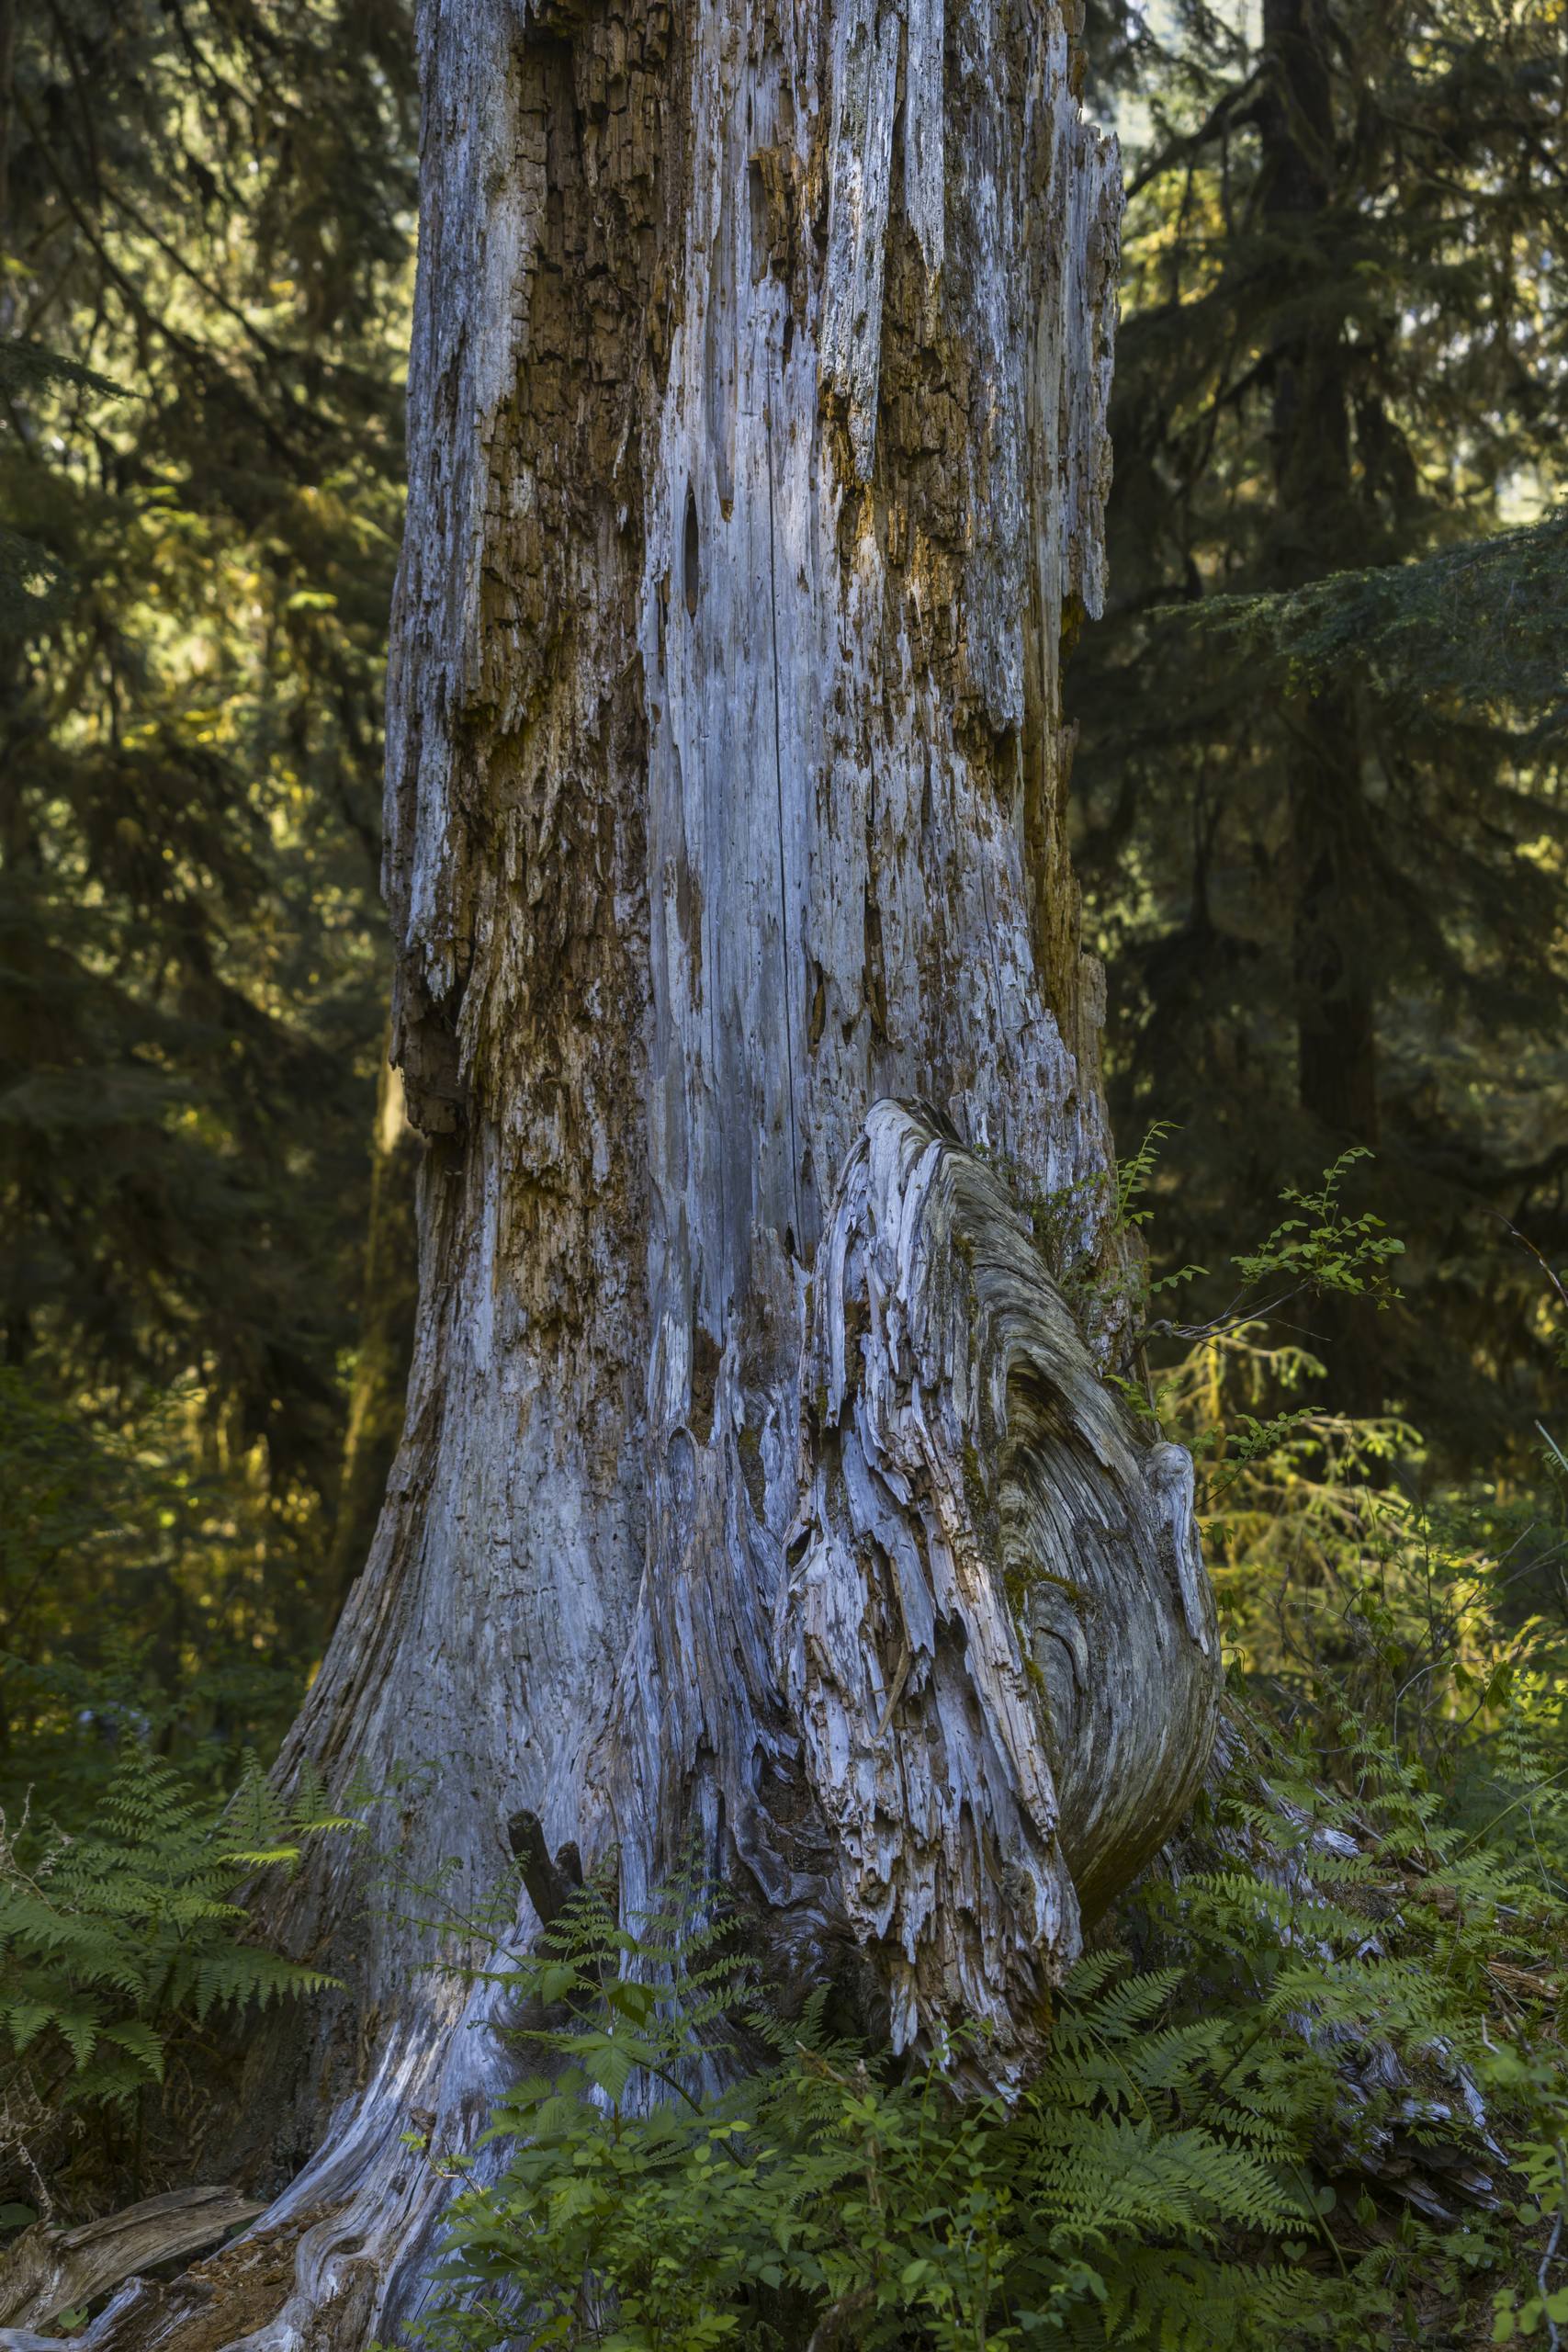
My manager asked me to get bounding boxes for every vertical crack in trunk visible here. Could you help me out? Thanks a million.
[764,394,803,1250]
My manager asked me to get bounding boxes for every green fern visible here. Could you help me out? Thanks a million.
[399,1849,1543,2352]
[0,1743,363,2117]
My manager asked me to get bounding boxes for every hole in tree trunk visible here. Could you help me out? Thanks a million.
[683,483,700,617]
[748,158,768,279]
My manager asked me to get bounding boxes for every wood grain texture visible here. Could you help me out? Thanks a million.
[785,1103,1216,2076]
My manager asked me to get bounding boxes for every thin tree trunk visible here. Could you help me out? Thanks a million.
[1261,0,1382,1408]
[0,0,15,267]
[27,6,1221,2346]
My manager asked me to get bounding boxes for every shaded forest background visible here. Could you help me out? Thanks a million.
[1,0,1562,1830]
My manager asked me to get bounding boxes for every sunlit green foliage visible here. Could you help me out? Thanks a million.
[0,1741,370,2205]
[1075,0,1568,1467]
[0,0,417,1772]
[403,1706,1568,2351]
[0,1372,310,1812]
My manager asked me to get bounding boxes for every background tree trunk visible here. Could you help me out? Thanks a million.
[54,6,1222,2346]
[1261,0,1384,1410]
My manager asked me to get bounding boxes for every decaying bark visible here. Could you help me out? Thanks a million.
[0,5,1224,2346]
[0,2192,264,2335]
[784,1102,1214,2061]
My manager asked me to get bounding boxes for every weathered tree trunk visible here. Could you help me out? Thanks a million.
[27,5,1223,2346]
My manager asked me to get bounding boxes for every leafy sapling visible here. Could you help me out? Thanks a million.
[1152,1148,1403,1349]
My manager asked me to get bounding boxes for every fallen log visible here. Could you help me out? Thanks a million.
[0,2189,263,2335]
